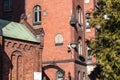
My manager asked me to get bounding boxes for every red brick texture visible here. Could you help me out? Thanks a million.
[1,37,42,80]
[0,0,97,79]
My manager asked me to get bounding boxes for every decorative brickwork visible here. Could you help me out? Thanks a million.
[1,37,42,80]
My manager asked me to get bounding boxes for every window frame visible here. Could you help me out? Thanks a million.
[78,38,82,55]
[3,0,12,12]
[85,13,91,29]
[55,34,64,46]
[56,70,64,80]
[33,5,41,25]
[87,46,92,60]
[76,6,83,26]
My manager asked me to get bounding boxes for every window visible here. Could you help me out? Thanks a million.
[56,71,64,80]
[55,34,63,45]
[33,5,41,25]
[82,72,85,80]
[3,0,12,11]
[87,46,92,60]
[76,6,82,26]
[78,38,82,55]
[85,13,90,29]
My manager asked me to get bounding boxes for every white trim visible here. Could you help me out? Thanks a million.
[84,0,90,3]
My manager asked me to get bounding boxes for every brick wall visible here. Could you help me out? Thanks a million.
[2,38,41,80]
[0,0,95,79]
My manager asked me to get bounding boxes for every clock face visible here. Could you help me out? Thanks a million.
[55,34,63,44]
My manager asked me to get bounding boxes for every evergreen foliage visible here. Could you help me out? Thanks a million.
[90,0,120,79]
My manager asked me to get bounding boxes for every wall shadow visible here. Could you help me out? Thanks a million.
[0,44,13,80]
[0,0,25,22]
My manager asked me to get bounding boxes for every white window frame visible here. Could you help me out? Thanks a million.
[55,34,64,45]
[78,38,82,55]
[33,5,41,25]
[56,71,64,80]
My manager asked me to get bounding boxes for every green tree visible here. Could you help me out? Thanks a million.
[90,0,120,79]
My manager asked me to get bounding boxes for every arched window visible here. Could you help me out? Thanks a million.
[55,34,64,45]
[76,6,82,26]
[33,5,41,25]
[78,37,82,55]
[56,70,64,80]
[85,13,90,29]
[3,0,12,11]
[86,45,92,60]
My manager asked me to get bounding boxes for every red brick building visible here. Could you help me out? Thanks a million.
[0,0,97,80]
[0,19,43,80]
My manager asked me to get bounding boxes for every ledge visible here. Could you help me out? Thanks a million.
[43,59,87,66]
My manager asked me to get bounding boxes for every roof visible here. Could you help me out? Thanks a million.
[0,19,40,43]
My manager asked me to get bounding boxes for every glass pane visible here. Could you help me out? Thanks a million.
[78,10,81,23]
[35,12,37,22]
[57,71,64,80]
[9,0,12,8]
[4,0,12,11]
[4,0,9,10]
[78,39,82,55]
[34,7,37,10]
[78,43,81,54]
[37,6,40,10]
[39,11,41,22]
[86,21,90,28]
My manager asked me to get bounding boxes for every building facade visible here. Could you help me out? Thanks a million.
[0,19,43,80]
[0,0,97,80]
[84,0,97,80]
